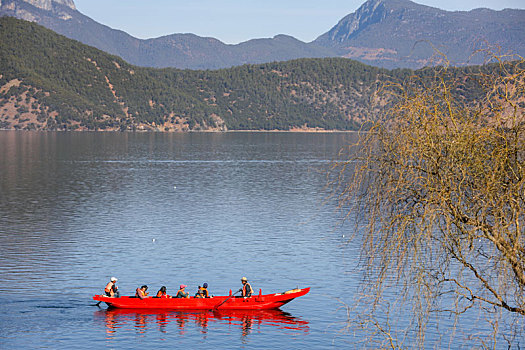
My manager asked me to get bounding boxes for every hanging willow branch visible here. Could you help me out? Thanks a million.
[330,55,525,348]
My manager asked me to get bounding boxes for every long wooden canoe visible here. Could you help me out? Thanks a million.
[93,287,310,310]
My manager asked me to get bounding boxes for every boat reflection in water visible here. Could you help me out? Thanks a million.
[95,308,309,339]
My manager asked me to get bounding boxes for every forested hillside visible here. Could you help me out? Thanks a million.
[0,17,500,131]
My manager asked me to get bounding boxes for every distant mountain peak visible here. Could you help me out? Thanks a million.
[1,0,77,24]
[319,0,431,44]
[13,0,76,11]
[328,0,388,42]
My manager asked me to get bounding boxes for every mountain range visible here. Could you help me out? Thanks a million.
[1,16,501,132]
[1,0,524,70]
[0,17,385,131]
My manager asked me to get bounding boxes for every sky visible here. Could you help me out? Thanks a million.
[74,0,525,44]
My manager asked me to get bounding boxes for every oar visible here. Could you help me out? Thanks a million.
[94,290,120,307]
[212,288,242,310]
[94,295,104,307]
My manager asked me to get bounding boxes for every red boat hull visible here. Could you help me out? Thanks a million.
[93,287,310,310]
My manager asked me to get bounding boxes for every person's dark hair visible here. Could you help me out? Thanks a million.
[141,285,148,290]
[159,286,166,293]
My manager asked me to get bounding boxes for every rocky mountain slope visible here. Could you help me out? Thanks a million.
[314,0,525,68]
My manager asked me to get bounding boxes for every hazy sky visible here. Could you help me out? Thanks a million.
[74,0,525,44]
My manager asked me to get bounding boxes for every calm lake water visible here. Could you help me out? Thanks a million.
[1,131,514,349]
[0,131,361,349]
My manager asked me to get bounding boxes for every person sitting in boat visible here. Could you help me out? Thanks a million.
[241,277,253,298]
[175,284,189,298]
[200,283,210,298]
[156,286,171,298]
[135,285,149,299]
[104,277,119,297]
[194,287,204,298]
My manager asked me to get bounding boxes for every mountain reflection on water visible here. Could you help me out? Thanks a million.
[95,308,309,339]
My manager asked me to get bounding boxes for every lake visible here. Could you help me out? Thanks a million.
[0,131,361,349]
[1,131,514,349]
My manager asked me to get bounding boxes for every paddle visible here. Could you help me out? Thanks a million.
[94,295,106,307]
[94,290,120,307]
[212,288,242,310]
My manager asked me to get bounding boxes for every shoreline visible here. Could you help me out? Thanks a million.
[0,129,358,134]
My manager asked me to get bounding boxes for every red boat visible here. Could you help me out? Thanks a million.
[93,287,310,310]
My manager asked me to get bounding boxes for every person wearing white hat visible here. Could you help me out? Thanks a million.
[104,277,119,297]
[241,277,253,297]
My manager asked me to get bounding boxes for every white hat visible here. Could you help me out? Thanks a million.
[110,277,118,282]
[241,277,247,282]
